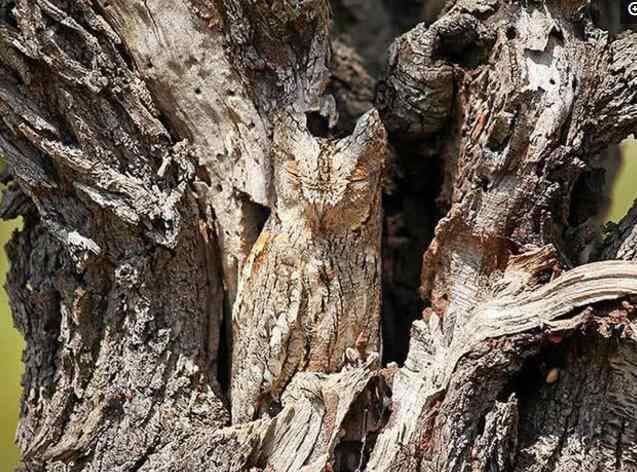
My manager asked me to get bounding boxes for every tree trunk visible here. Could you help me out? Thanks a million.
[2,0,637,471]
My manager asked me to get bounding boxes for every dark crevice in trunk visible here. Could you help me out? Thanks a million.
[217,198,270,395]
[506,340,568,406]
[333,377,391,471]
[0,1,17,28]
[382,0,427,31]
[217,296,231,394]
[329,0,424,77]
[306,111,332,138]
[564,147,619,265]
[568,166,607,227]
[250,201,271,238]
[592,0,637,34]
[381,140,443,365]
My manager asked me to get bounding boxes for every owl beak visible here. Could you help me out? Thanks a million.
[306,201,325,231]
[314,201,326,217]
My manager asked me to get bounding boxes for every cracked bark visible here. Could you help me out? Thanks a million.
[2,1,637,471]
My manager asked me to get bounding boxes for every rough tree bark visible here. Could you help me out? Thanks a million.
[1,0,637,471]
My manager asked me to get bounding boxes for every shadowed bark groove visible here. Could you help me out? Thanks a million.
[1,1,637,471]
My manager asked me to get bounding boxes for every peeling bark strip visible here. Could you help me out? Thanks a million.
[2,0,637,471]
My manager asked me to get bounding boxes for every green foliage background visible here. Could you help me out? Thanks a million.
[0,140,635,469]
[609,141,637,223]
[0,217,24,470]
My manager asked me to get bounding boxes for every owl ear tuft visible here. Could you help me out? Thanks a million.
[346,109,388,171]
[272,109,313,164]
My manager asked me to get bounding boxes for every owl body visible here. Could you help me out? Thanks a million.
[230,110,386,423]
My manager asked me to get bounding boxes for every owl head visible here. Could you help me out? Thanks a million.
[271,109,387,234]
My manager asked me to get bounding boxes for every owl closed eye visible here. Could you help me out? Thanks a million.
[272,109,386,233]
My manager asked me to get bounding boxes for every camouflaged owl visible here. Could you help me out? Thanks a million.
[230,109,387,423]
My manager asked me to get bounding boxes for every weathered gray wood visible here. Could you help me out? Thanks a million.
[367,1,637,470]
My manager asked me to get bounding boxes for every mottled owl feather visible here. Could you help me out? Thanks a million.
[230,109,387,423]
